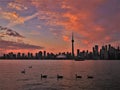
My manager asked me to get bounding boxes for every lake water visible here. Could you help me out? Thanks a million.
[0,60,120,90]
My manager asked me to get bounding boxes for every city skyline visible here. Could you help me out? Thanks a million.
[1,44,120,60]
[0,0,120,54]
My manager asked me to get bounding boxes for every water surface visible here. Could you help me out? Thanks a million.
[0,60,120,90]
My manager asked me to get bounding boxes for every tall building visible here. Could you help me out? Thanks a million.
[71,32,74,58]
[43,51,46,58]
[77,49,80,56]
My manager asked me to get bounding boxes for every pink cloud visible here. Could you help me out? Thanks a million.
[62,35,70,42]
[30,0,119,49]
[3,0,119,52]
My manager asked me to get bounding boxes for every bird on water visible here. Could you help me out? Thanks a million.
[87,75,94,79]
[41,74,47,78]
[75,74,82,79]
[57,74,63,79]
[21,69,26,74]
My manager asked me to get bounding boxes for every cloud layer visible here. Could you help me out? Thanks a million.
[30,0,120,47]
[0,26,24,38]
[0,26,44,54]
[0,40,43,50]
[0,0,120,52]
[8,2,28,11]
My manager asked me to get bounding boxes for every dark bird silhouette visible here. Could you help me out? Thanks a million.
[21,69,25,74]
[28,66,32,68]
[87,75,94,79]
[57,74,63,79]
[75,74,82,79]
[41,74,47,79]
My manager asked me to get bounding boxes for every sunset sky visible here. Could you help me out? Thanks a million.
[0,0,120,54]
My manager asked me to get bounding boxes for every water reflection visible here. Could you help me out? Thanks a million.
[0,60,120,90]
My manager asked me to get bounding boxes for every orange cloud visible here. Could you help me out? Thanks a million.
[105,36,111,41]
[82,40,89,45]
[1,12,24,27]
[1,11,39,27]
[30,0,117,46]
[3,0,119,52]
[62,35,70,42]
[8,2,28,11]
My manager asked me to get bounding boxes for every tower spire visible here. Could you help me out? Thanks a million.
[72,32,74,58]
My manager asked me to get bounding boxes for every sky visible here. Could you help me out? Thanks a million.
[0,0,120,54]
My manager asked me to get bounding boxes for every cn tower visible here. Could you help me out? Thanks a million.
[72,32,74,58]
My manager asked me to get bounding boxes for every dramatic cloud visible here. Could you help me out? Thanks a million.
[1,12,24,27]
[62,35,70,42]
[31,0,120,46]
[0,26,44,54]
[0,40,44,50]
[0,26,24,38]
[8,2,28,11]
[0,0,119,52]
[0,10,38,27]
[24,13,39,21]
[0,39,44,55]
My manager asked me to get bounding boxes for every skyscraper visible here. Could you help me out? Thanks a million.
[72,32,74,58]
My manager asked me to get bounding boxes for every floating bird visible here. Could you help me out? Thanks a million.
[57,74,63,79]
[28,66,32,68]
[75,74,82,79]
[41,74,47,78]
[21,69,25,74]
[87,75,94,79]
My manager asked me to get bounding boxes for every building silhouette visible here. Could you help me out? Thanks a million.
[71,32,74,58]
[0,31,120,60]
[0,44,120,60]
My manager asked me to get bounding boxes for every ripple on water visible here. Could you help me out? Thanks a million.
[25,83,43,86]
[26,87,64,90]
[17,78,31,81]
[23,85,64,90]
[1,60,120,90]
[22,82,43,90]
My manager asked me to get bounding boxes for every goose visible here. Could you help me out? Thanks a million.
[41,74,47,78]
[28,66,32,68]
[87,75,94,79]
[21,69,25,74]
[57,74,63,79]
[75,74,82,79]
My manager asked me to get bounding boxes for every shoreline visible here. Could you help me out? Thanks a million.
[0,59,120,60]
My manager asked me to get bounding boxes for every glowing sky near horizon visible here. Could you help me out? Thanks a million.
[0,0,120,54]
